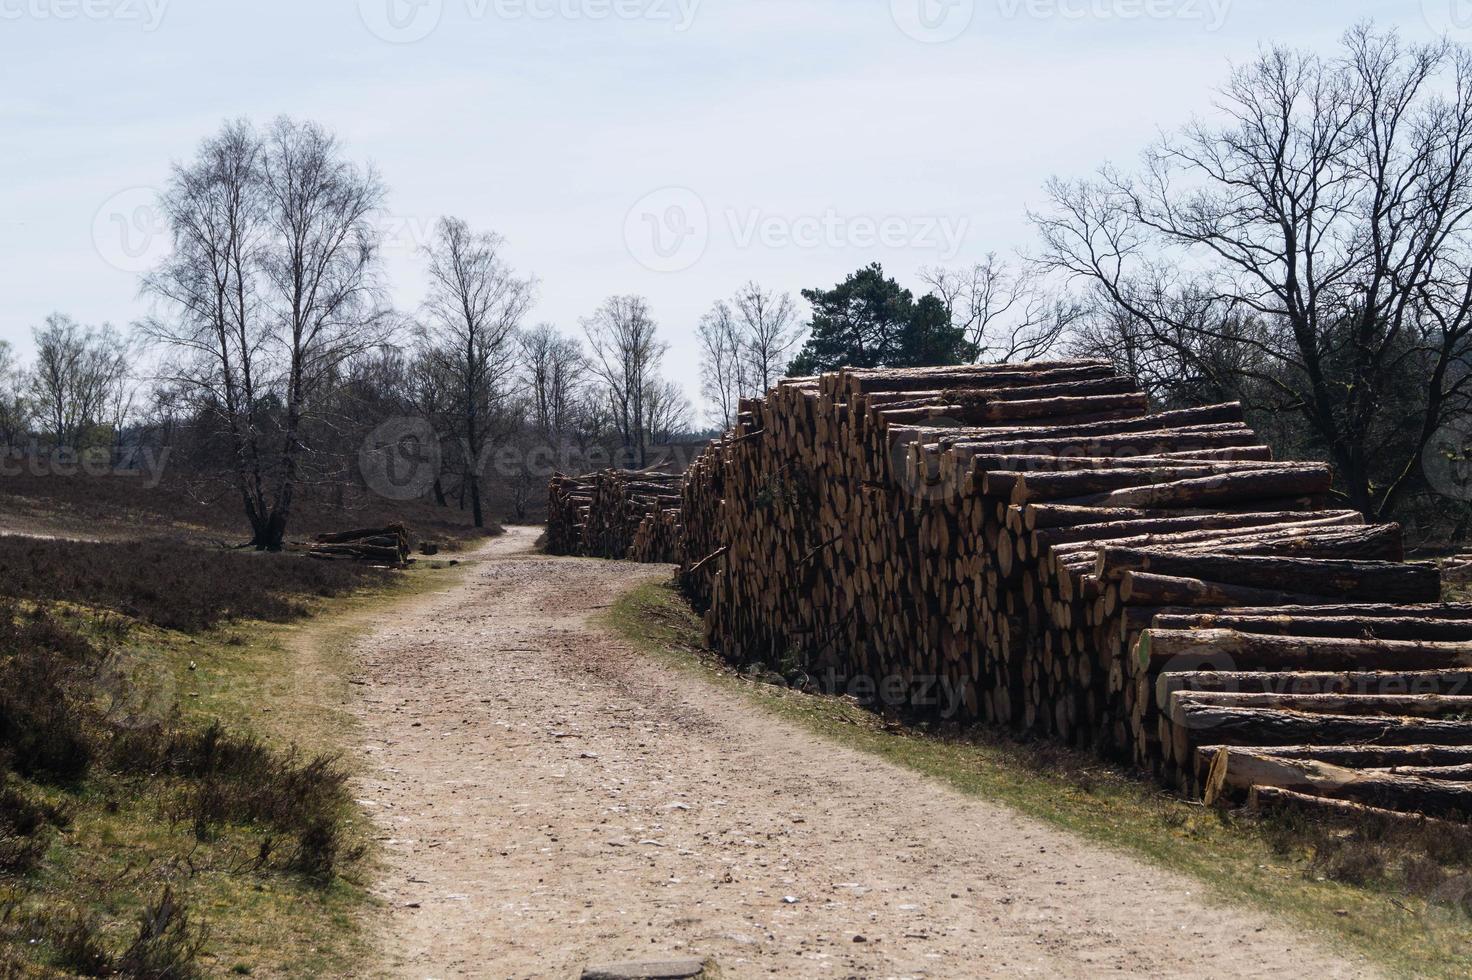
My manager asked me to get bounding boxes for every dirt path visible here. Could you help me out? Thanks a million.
[351,527,1380,979]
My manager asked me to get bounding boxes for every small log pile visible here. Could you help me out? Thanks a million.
[305,524,411,566]
[631,508,682,564]
[617,360,1470,821]
[546,474,595,555]
[547,470,683,560]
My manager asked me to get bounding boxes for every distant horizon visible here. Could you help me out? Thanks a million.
[0,0,1446,419]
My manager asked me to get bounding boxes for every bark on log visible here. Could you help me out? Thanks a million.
[1100,551,1439,603]
[1137,629,1472,674]
[1202,747,1472,818]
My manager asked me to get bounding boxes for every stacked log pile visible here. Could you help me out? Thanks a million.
[629,360,1469,820]
[546,474,595,555]
[631,508,682,564]
[547,470,683,560]
[1140,607,1472,820]
[304,525,411,566]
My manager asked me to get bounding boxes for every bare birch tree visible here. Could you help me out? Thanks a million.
[0,341,28,447]
[732,281,801,391]
[582,295,666,467]
[420,217,534,529]
[696,301,745,429]
[521,323,586,438]
[29,314,130,450]
[144,116,386,548]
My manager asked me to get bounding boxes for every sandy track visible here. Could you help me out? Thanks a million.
[351,527,1379,979]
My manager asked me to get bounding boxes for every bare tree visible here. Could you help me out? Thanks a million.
[521,323,586,438]
[920,255,1078,363]
[696,282,801,427]
[420,217,534,529]
[0,341,29,447]
[696,301,745,429]
[29,314,130,451]
[732,281,801,391]
[643,377,693,449]
[144,116,387,549]
[1034,25,1472,518]
[404,336,455,506]
[582,295,666,467]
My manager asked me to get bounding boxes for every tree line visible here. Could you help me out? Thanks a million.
[7,23,1471,545]
[698,25,1472,541]
[5,119,698,547]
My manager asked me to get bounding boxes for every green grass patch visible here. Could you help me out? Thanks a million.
[605,580,1472,980]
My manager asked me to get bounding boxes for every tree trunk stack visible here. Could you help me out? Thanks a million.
[561,362,1471,822]
[631,508,683,564]
[547,470,683,560]
[546,474,595,555]
[305,524,412,566]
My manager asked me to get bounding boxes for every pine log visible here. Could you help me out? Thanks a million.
[1059,466,1334,510]
[1119,572,1340,610]
[1248,785,1469,829]
[1100,551,1439,603]
[1137,628,1472,674]
[1203,748,1472,818]
[1150,614,1472,642]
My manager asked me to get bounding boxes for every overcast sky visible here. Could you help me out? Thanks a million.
[0,0,1446,418]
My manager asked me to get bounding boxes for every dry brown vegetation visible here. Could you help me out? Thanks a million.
[0,529,401,976]
[0,469,498,548]
[0,536,392,632]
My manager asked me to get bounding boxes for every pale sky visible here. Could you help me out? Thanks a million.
[0,0,1441,416]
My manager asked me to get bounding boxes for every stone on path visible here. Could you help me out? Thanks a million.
[580,958,708,980]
